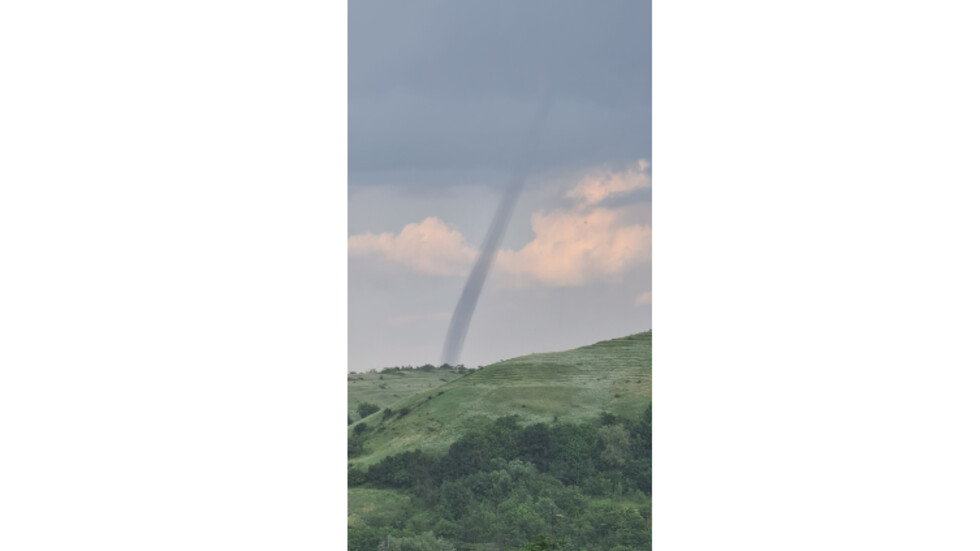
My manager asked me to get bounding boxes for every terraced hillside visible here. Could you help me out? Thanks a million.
[348,331,651,467]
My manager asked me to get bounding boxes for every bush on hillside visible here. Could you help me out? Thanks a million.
[376,531,455,551]
[518,534,568,551]
[348,435,364,458]
[358,403,381,418]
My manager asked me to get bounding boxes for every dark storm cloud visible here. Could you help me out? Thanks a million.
[348,0,651,183]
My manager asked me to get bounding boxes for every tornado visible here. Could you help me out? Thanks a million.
[440,87,553,367]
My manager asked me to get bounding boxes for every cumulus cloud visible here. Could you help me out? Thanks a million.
[565,159,650,208]
[348,162,651,287]
[348,217,477,276]
[496,207,650,286]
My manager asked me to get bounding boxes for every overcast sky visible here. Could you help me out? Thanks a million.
[349,0,651,372]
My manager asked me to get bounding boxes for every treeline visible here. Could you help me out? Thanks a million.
[380,364,475,375]
[349,408,651,550]
[349,364,477,377]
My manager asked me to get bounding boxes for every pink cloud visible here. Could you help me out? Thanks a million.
[497,207,651,286]
[348,217,477,276]
[348,161,651,287]
[565,159,650,208]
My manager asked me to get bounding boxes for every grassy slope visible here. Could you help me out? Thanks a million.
[347,487,412,529]
[348,369,463,422]
[349,331,651,468]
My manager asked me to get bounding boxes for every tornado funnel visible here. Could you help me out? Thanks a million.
[440,88,553,367]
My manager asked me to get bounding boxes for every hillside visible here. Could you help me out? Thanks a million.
[348,331,651,467]
[347,367,464,423]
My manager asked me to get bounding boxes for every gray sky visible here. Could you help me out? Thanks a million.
[349,0,651,372]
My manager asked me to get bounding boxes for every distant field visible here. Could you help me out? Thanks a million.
[347,368,463,423]
[348,331,651,467]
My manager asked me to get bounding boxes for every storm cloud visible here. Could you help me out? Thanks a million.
[348,1,651,372]
[348,0,651,184]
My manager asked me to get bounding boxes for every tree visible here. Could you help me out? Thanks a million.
[348,465,366,487]
[377,531,455,551]
[518,533,567,550]
[348,435,364,458]
[516,423,551,471]
[353,409,652,550]
[597,424,630,468]
[358,402,381,418]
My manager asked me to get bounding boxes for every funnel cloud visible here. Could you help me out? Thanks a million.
[440,90,553,366]
[348,0,651,373]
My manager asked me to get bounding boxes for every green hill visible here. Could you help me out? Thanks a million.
[348,331,651,467]
[347,367,464,423]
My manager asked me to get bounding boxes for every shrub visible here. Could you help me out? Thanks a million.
[518,534,567,551]
[367,450,439,490]
[377,531,455,551]
[348,436,364,458]
[358,403,381,419]
[348,465,366,487]
[597,424,630,468]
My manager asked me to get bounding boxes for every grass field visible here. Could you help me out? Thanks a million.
[347,487,412,529]
[348,331,651,467]
[348,368,464,423]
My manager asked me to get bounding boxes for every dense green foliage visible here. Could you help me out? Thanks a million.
[348,409,651,550]
[376,531,456,550]
[359,402,382,419]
